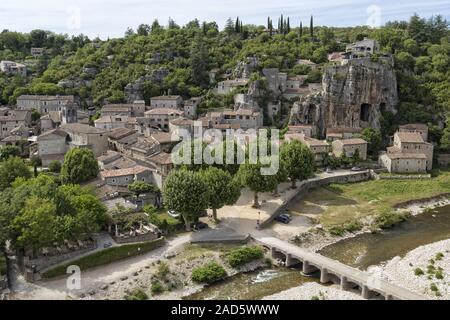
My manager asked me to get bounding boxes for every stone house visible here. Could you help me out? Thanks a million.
[16,95,78,124]
[216,79,249,95]
[150,95,183,109]
[267,101,281,121]
[126,136,161,162]
[287,125,317,138]
[345,38,380,58]
[205,109,263,130]
[285,133,330,167]
[379,153,427,173]
[183,97,201,119]
[0,60,27,76]
[398,123,428,142]
[147,152,173,189]
[35,128,68,166]
[143,108,184,131]
[31,48,45,57]
[326,127,363,142]
[332,138,368,160]
[390,132,433,171]
[107,127,139,153]
[60,123,108,156]
[100,101,146,117]
[101,166,152,187]
[0,110,32,139]
[296,59,318,70]
[94,115,129,131]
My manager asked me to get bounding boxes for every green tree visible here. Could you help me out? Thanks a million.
[0,157,31,190]
[61,148,99,184]
[360,128,382,159]
[280,140,315,188]
[48,160,61,173]
[199,167,240,221]
[237,161,278,208]
[163,169,209,231]
[12,197,57,254]
[128,181,157,198]
[190,37,209,87]
[0,145,20,161]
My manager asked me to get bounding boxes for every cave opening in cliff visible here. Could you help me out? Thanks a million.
[360,103,371,122]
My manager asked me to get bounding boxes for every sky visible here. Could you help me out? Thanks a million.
[0,0,449,39]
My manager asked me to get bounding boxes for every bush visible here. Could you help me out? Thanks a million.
[191,262,227,284]
[435,252,444,261]
[375,210,410,229]
[157,262,170,279]
[48,160,61,173]
[430,283,438,292]
[328,220,363,236]
[226,246,264,268]
[42,238,165,278]
[414,268,424,276]
[124,288,148,300]
[151,281,164,295]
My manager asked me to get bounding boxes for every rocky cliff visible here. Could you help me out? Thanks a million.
[290,57,398,136]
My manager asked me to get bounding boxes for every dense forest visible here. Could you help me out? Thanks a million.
[0,14,449,151]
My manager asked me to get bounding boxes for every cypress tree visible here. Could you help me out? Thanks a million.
[287,17,291,33]
[310,15,314,37]
[299,21,303,37]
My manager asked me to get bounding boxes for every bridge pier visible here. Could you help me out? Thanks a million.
[320,268,329,283]
[362,285,370,299]
[286,254,301,267]
[302,261,317,274]
[340,276,349,290]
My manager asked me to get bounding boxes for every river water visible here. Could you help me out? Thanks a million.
[187,205,450,300]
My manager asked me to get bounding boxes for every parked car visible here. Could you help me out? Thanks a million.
[167,210,180,218]
[191,221,208,231]
[274,213,292,224]
[351,166,363,172]
[326,167,333,173]
[103,242,112,248]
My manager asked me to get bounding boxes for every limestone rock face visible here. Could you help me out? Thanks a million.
[290,57,398,136]
[124,68,169,103]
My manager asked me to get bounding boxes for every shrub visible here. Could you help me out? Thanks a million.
[151,281,164,295]
[124,288,148,300]
[226,246,264,268]
[191,262,227,284]
[328,220,363,236]
[375,210,410,229]
[435,252,444,261]
[435,271,444,280]
[157,262,170,279]
[430,283,438,292]
[48,160,61,173]
[414,268,424,276]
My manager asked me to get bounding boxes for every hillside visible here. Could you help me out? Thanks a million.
[0,14,449,151]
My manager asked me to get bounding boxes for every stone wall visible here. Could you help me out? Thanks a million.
[260,171,371,228]
[112,232,159,244]
[23,242,97,273]
[0,275,7,292]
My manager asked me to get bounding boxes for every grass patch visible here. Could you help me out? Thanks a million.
[124,288,148,300]
[328,219,363,236]
[42,237,165,279]
[288,168,450,233]
[225,246,264,268]
[191,262,227,284]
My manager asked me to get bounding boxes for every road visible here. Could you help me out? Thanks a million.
[8,234,191,300]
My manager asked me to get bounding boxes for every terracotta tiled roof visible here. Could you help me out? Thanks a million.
[101,165,150,178]
[395,132,425,143]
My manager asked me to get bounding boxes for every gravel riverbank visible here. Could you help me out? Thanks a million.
[262,282,364,300]
[372,239,450,300]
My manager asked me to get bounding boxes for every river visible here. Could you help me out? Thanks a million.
[319,205,450,269]
[187,205,450,300]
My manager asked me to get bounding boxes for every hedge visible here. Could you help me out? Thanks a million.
[42,237,165,279]
[226,246,264,268]
[191,262,227,284]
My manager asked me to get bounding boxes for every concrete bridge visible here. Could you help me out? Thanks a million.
[256,237,428,300]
